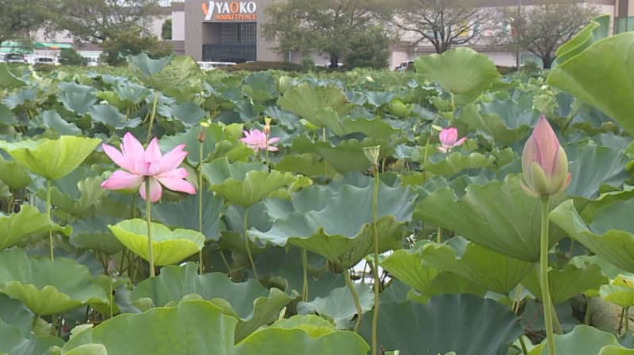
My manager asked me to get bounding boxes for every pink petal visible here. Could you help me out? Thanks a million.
[157,177,196,195]
[267,146,279,151]
[101,170,143,191]
[144,138,162,163]
[454,137,467,147]
[533,116,559,176]
[157,167,189,180]
[268,137,280,144]
[157,144,188,174]
[139,178,163,203]
[102,144,134,172]
[121,133,145,165]
[439,128,458,146]
[437,146,448,153]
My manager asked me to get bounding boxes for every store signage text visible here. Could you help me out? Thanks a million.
[202,1,257,21]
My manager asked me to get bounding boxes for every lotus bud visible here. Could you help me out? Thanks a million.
[521,116,571,197]
[363,145,381,166]
[264,117,272,136]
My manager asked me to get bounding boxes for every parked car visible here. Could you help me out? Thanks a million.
[5,53,27,64]
[197,61,236,71]
[33,56,59,66]
[395,61,414,71]
[83,57,100,67]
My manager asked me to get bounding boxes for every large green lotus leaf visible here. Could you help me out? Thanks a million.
[0,249,108,315]
[38,110,82,137]
[204,158,296,207]
[522,260,608,305]
[242,72,279,103]
[548,33,634,136]
[361,294,522,355]
[275,154,335,179]
[160,124,230,165]
[600,285,634,308]
[0,103,17,126]
[235,328,369,355]
[380,241,440,294]
[601,346,634,355]
[108,219,204,266]
[415,48,500,99]
[291,136,372,175]
[0,205,72,250]
[112,81,150,106]
[277,84,355,136]
[0,156,30,190]
[415,175,566,262]
[63,300,236,355]
[529,325,620,355]
[70,217,123,255]
[57,82,97,115]
[0,294,33,335]
[250,182,416,268]
[130,263,293,342]
[151,190,224,242]
[554,14,611,67]
[128,53,172,76]
[60,344,108,355]
[340,117,398,140]
[459,103,533,146]
[566,144,629,199]
[171,102,206,127]
[87,104,140,131]
[0,63,26,89]
[551,199,634,273]
[421,237,533,294]
[0,136,100,180]
[0,319,63,355]
[424,151,496,177]
[297,283,373,329]
[265,315,335,337]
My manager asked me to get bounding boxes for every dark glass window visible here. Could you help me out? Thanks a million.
[240,23,256,44]
[221,24,239,44]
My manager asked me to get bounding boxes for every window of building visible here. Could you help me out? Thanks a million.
[221,24,239,44]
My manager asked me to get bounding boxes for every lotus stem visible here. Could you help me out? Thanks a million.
[145,93,159,144]
[198,138,205,275]
[370,164,381,355]
[243,209,258,279]
[540,197,556,355]
[436,226,443,243]
[145,179,155,278]
[344,269,363,332]
[585,296,592,325]
[46,179,53,261]
[625,307,630,334]
[301,248,309,302]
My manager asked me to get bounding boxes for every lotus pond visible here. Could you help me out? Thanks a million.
[2,15,634,355]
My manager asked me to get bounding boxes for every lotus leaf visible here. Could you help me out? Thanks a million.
[421,237,533,294]
[424,151,496,177]
[291,136,373,175]
[250,182,416,268]
[62,300,236,355]
[127,53,172,76]
[548,33,634,136]
[0,249,107,315]
[39,110,81,136]
[266,315,335,337]
[130,263,293,342]
[0,156,30,191]
[566,144,629,199]
[234,327,369,355]
[529,325,621,355]
[57,82,97,115]
[414,48,500,100]
[0,136,100,180]
[277,84,355,135]
[298,283,373,329]
[0,205,71,250]
[108,219,204,266]
[550,199,634,273]
[361,294,522,355]
[0,319,62,355]
[416,175,565,261]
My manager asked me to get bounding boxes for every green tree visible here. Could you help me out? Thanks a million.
[0,0,52,49]
[101,27,172,66]
[161,18,172,40]
[263,0,390,68]
[59,48,84,66]
[343,25,390,69]
[53,0,160,44]
[504,0,600,69]
[387,0,499,54]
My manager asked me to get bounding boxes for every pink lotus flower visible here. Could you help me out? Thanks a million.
[241,129,280,152]
[101,133,196,203]
[521,116,571,197]
[438,127,466,153]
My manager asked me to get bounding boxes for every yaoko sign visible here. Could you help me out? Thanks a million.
[202,1,257,22]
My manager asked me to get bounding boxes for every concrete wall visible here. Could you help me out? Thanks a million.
[172,10,186,41]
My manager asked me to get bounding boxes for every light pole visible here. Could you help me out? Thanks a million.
[515,0,522,69]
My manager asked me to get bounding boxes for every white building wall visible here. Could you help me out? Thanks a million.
[172,11,186,40]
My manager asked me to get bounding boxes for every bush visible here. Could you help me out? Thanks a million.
[225,61,303,72]
[101,28,173,66]
[59,48,84,66]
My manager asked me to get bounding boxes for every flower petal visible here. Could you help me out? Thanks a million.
[267,137,280,145]
[157,177,196,195]
[102,144,134,172]
[121,133,145,165]
[139,178,163,203]
[145,138,162,163]
[158,144,188,174]
[101,170,143,191]
[454,137,467,147]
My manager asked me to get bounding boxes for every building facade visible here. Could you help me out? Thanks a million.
[9,0,634,68]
